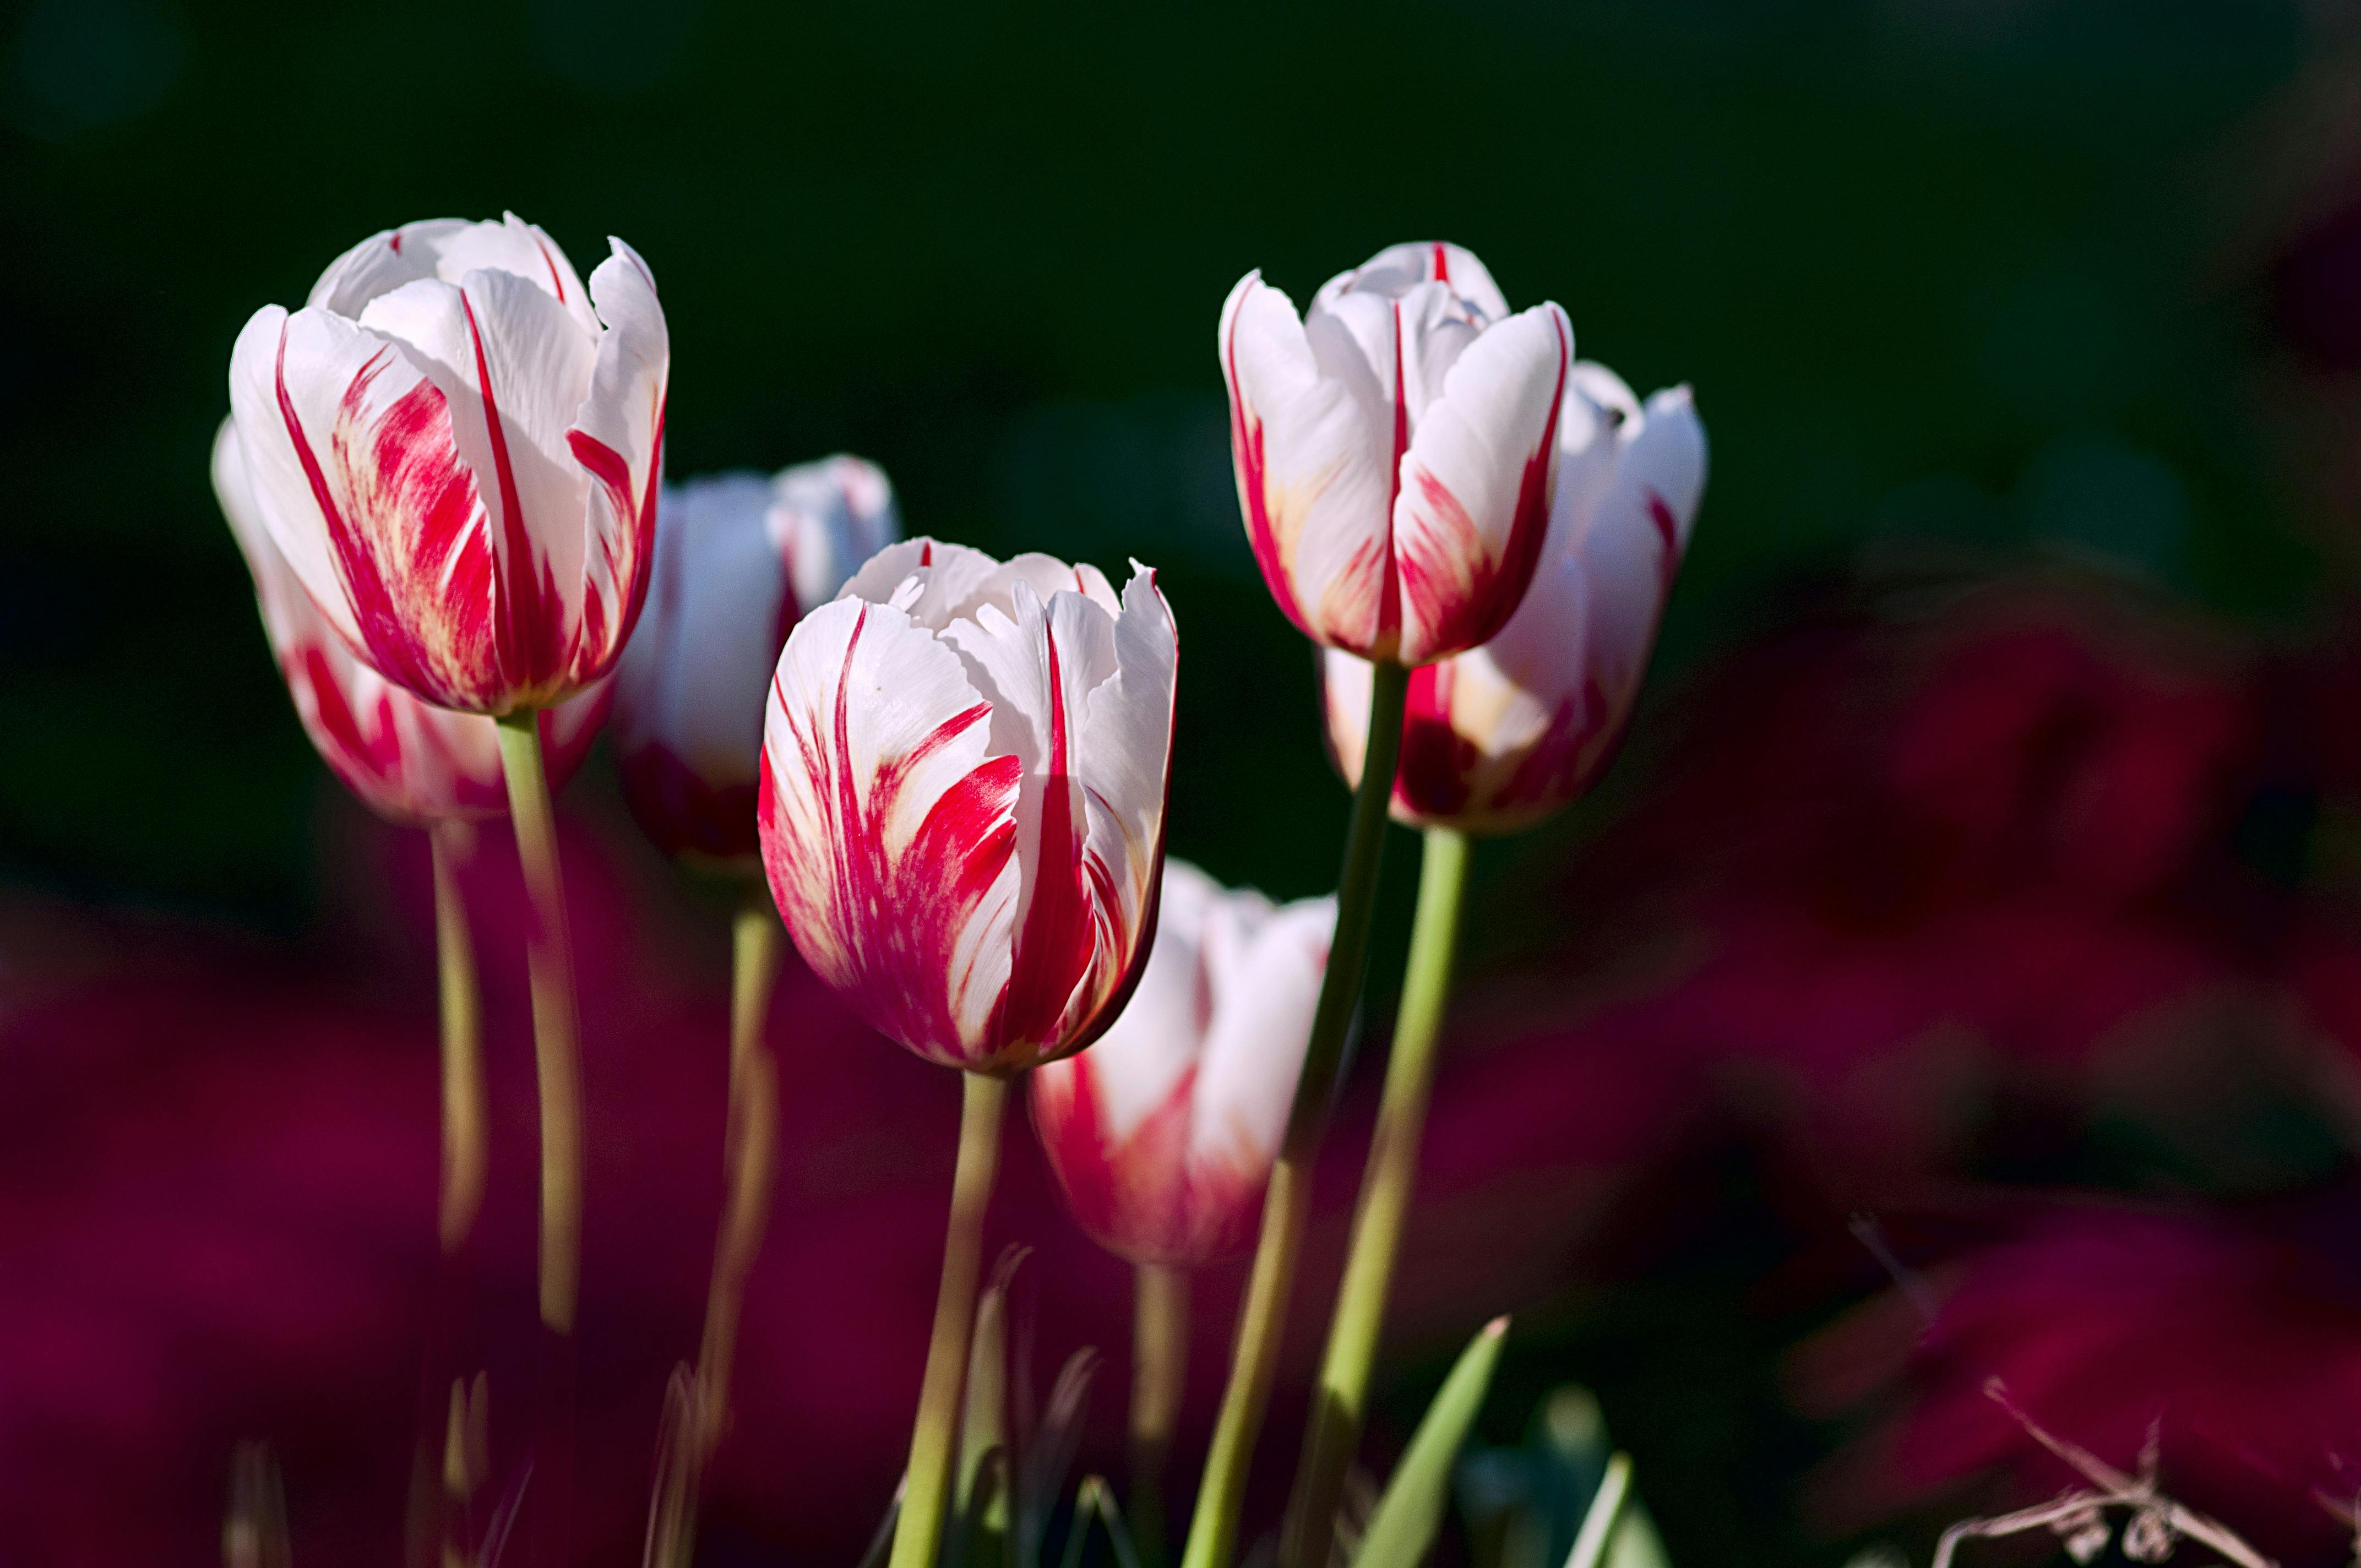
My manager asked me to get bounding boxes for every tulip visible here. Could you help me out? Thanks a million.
[224,214,666,1551]
[1030,861,1334,1268]
[1188,238,1569,1568]
[1220,240,1571,668]
[1278,366,1704,1568]
[614,458,900,864]
[226,212,668,716]
[1031,862,1333,1566]
[759,536,1176,1568]
[213,418,611,830]
[759,537,1178,1076]
[1321,366,1707,835]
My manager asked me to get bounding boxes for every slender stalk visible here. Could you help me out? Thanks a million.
[1279,826,1470,1568]
[889,1070,1010,1568]
[431,822,489,1257]
[493,711,585,1336]
[1179,657,1410,1568]
[694,886,785,1458]
[1130,1263,1190,1568]
[493,710,583,1568]
[407,823,490,1568]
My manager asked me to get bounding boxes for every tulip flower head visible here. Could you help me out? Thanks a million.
[1324,364,1706,834]
[226,214,669,716]
[759,540,1178,1074]
[213,419,610,826]
[1030,861,1334,1267]
[1221,241,1573,666]
[614,458,900,864]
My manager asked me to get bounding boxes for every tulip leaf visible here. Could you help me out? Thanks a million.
[1353,1317,1509,1568]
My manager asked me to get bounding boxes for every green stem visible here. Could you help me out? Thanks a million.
[1130,1262,1190,1568]
[1279,826,1470,1568]
[890,1070,1009,1568]
[1178,657,1410,1568]
[695,886,785,1460]
[493,711,584,1336]
[429,821,488,1259]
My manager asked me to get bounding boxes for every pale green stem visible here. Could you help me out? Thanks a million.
[1178,657,1410,1568]
[694,886,786,1461]
[429,822,488,1259]
[1279,825,1470,1568]
[889,1070,1009,1568]
[493,711,584,1336]
[1130,1262,1190,1568]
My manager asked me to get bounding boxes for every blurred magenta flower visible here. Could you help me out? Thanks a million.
[1220,241,1571,666]
[1030,860,1333,1267]
[1801,1202,2361,1563]
[213,418,610,825]
[1321,365,1705,832]
[613,458,899,863]
[225,213,669,715]
[758,540,1177,1074]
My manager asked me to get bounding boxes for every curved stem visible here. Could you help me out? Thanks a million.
[1179,657,1410,1568]
[695,885,785,1459]
[1130,1262,1190,1568]
[431,821,488,1258]
[889,1070,1009,1568]
[493,711,584,1336]
[1279,826,1470,1568]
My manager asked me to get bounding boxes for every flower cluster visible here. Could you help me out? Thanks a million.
[212,223,1702,1568]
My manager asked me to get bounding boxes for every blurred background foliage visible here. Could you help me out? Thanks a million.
[10,2,2361,1563]
[0,0,2330,919]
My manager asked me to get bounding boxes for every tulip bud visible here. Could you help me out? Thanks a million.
[1220,241,1572,666]
[1030,862,1334,1267]
[226,213,670,716]
[758,539,1178,1074]
[213,418,608,826]
[613,458,900,864]
[1323,365,1706,834]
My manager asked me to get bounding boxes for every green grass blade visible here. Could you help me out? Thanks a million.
[1352,1317,1509,1568]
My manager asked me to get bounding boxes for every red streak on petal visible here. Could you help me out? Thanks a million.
[1395,660,1479,820]
[994,622,1095,1057]
[278,324,492,705]
[461,290,552,697]
[1375,301,1407,650]
[531,233,567,303]
[389,232,403,255]
[1647,491,1682,595]
[1431,242,1450,284]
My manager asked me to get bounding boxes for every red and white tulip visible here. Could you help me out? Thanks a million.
[1220,241,1572,666]
[1323,365,1706,833]
[758,540,1178,1074]
[1030,861,1333,1267]
[226,213,669,716]
[213,418,609,826]
[614,458,900,863]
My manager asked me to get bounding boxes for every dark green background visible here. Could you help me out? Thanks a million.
[1,0,2325,919]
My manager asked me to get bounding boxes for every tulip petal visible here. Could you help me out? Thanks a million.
[1313,241,1512,329]
[1187,891,1330,1183]
[306,219,474,318]
[565,240,670,688]
[761,597,1023,1068]
[229,302,501,711]
[1068,566,1179,1047]
[1392,301,1570,664]
[1220,271,1394,652]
